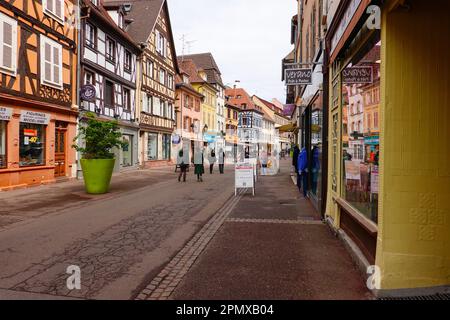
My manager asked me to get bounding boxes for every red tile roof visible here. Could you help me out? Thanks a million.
[225,88,263,114]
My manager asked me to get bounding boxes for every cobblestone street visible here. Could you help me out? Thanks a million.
[0,166,236,299]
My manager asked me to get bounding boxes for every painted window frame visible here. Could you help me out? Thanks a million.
[40,34,63,90]
[42,0,65,24]
[0,13,18,76]
[105,37,116,63]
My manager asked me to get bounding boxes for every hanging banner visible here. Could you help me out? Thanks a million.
[285,69,313,85]
[343,66,373,84]
[20,111,50,125]
[0,107,12,121]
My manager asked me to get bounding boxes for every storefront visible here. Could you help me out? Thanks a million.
[0,105,77,190]
[139,112,175,168]
[325,0,450,295]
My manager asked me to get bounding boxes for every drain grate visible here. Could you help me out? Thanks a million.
[379,293,450,300]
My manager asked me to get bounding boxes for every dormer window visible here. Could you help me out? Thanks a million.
[183,75,189,84]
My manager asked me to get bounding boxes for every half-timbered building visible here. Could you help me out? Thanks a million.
[225,87,263,159]
[105,0,179,168]
[0,0,78,190]
[79,0,141,172]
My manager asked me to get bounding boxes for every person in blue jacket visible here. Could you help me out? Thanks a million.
[297,147,308,197]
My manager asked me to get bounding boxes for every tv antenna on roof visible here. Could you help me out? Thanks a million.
[180,34,197,61]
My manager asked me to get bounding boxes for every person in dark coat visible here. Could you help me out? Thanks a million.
[218,148,225,174]
[208,148,216,174]
[297,147,308,197]
[194,147,205,182]
[292,145,301,191]
[177,149,188,182]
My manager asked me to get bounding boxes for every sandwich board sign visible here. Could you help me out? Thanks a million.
[235,163,255,196]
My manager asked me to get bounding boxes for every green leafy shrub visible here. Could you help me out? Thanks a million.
[73,112,126,159]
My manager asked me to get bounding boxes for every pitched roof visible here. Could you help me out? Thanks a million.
[254,95,284,115]
[225,88,263,114]
[104,0,165,44]
[103,0,180,74]
[177,59,206,84]
[181,53,224,87]
[82,0,141,51]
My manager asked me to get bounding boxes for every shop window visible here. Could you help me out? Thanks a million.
[0,121,6,168]
[341,33,381,224]
[147,133,158,160]
[162,134,171,160]
[19,123,45,167]
[121,134,132,167]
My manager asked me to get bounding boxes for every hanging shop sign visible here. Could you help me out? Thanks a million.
[285,69,313,85]
[80,84,96,102]
[20,111,50,125]
[330,0,364,56]
[343,66,373,84]
[0,106,12,121]
[172,134,181,145]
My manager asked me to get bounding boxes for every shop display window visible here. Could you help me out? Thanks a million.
[19,123,45,167]
[341,32,381,224]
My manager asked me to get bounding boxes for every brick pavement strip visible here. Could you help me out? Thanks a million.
[226,218,324,225]
[135,190,245,301]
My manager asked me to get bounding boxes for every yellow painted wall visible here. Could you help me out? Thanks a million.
[192,83,216,132]
[376,0,450,290]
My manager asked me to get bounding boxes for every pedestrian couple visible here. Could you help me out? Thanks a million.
[177,147,225,183]
[208,148,225,175]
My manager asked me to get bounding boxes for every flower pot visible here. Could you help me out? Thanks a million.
[80,159,116,194]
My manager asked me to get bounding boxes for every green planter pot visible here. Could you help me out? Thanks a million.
[80,159,116,194]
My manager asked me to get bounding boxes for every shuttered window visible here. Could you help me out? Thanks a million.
[43,0,64,23]
[40,35,63,89]
[0,13,17,75]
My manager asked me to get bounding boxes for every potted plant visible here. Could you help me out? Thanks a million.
[73,112,126,194]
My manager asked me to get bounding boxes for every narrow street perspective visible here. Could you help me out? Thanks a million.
[0,0,449,312]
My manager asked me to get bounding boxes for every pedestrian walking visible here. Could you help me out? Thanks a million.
[194,147,205,182]
[260,149,268,175]
[208,148,216,174]
[297,147,308,197]
[177,149,188,182]
[293,145,301,190]
[218,148,225,174]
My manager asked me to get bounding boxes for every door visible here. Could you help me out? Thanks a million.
[54,127,66,177]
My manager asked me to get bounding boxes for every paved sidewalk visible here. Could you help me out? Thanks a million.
[141,160,373,300]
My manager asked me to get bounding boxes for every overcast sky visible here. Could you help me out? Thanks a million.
[167,0,296,103]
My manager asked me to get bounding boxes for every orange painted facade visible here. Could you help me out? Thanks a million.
[0,0,78,190]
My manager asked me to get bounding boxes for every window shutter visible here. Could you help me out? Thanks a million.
[55,0,62,19]
[42,41,52,84]
[0,15,17,74]
[46,0,54,13]
[53,46,60,84]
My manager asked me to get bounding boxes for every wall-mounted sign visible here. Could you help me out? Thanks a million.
[172,134,181,145]
[343,66,373,84]
[20,111,50,125]
[285,69,313,85]
[0,106,12,121]
[80,84,96,102]
[330,0,363,56]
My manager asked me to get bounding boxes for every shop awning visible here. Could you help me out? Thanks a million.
[278,123,297,133]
